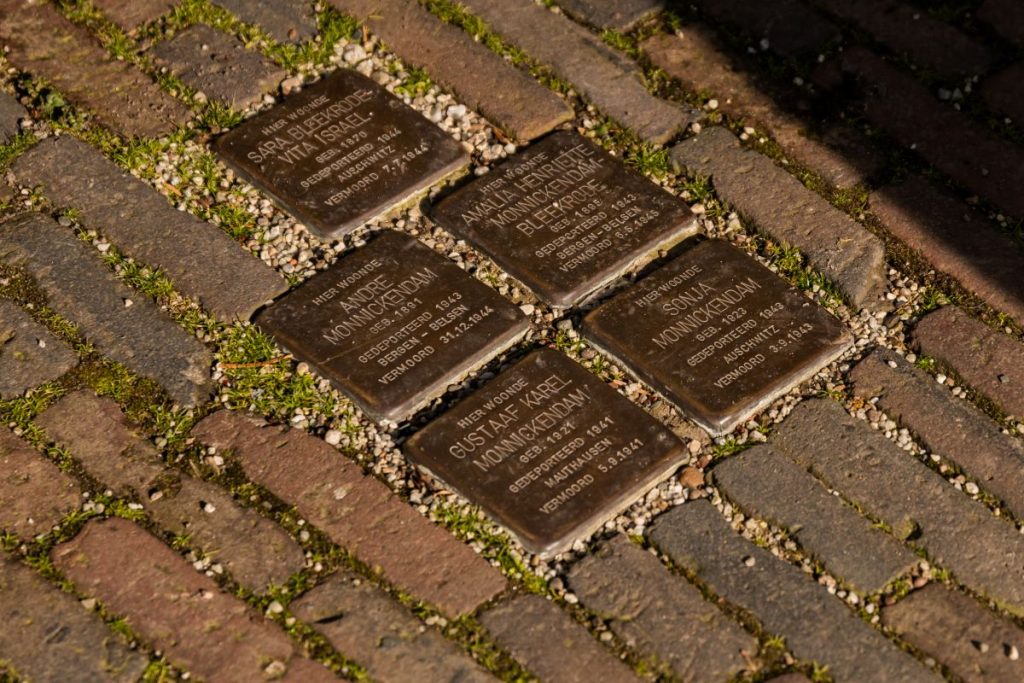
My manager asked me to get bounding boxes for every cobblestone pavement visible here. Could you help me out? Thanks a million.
[0,0,1023,681]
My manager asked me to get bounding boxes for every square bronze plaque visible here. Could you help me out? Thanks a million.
[256,231,530,423]
[582,240,852,436]
[404,348,687,558]
[215,69,468,239]
[430,130,698,308]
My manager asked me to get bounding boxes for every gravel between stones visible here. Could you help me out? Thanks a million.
[3,10,1023,679]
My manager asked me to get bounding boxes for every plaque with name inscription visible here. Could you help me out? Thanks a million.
[215,69,469,239]
[582,240,852,436]
[404,348,687,558]
[256,231,530,422]
[431,130,698,309]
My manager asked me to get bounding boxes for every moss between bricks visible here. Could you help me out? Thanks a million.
[646,6,1024,330]
[633,533,824,682]
[1,0,1022,680]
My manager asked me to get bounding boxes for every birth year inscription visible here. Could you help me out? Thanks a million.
[431,131,698,308]
[216,69,468,239]
[405,348,687,558]
[582,240,852,436]
[256,231,529,423]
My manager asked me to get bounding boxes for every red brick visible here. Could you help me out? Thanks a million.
[191,411,507,616]
[713,445,918,593]
[869,176,1024,325]
[772,399,1024,616]
[38,391,306,590]
[913,306,1024,419]
[0,428,80,539]
[687,0,837,57]
[670,126,887,310]
[650,501,940,682]
[92,0,174,32]
[480,594,641,683]
[851,349,1024,518]
[52,518,334,683]
[644,30,880,188]
[982,62,1024,126]
[810,0,993,77]
[0,212,213,407]
[212,0,316,44]
[0,554,149,682]
[291,573,494,682]
[0,91,26,143]
[329,0,571,142]
[568,536,755,682]
[842,47,1024,219]
[0,300,78,398]
[884,585,1024,683]
[11,137,287,321]
[0,1,189,138]
[557,0,663,31]
[150,24,286,110]
[455,0,690,143]
[978,0,1024,46]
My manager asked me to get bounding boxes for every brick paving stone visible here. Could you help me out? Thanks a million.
[0,212,213,407]
[670,126,887,310]
[567,535,755,682]
[0,91,26,144]
[191,410,507,617]
[978,0,1024,45]
[0,428,80,538]
[0,300,77,398]
[841,47,1024,220]
[982,62,1024,126]
[869,176,1024,325]
[92,0,175,32]
[291,573,495,683]
[11,137,286,321]
[809,0,993,77]
[52,518,335,682]
[0,554,149,682]
[556,0,663,31]
[38,391,305,589]
[151,24,286,109]
[649,500,941,683]
[771,399,1024,615]
[328,0,571,142]
[913,306,1024,419]
[644,30,880,188]
[480,594,640,683]
[883,585,1024,683]
[687,0,838,57]
[712,445,918,593]
[213,0,316,44]
[456,0,691,144]
[851,348,1024,518]
[0,1,189,139]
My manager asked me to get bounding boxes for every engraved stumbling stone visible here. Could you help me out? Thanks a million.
[256,231,529,423]
[215,69,469,239]
[431,130,698,308]
[404,348,687,557]
[582,240,852,436]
